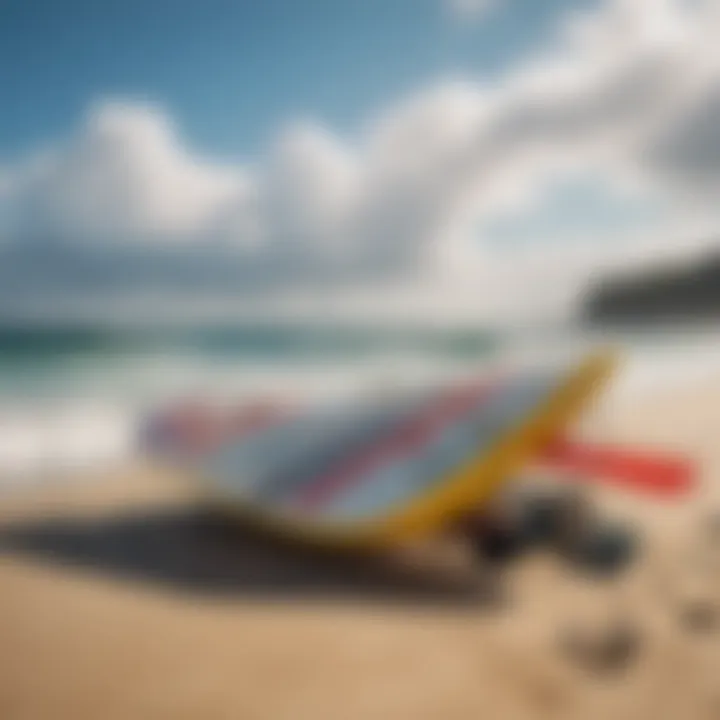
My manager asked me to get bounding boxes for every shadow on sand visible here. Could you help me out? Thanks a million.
[0,505,499,608]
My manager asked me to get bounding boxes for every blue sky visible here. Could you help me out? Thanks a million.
[0,0,718,324]
[0,0,596,160]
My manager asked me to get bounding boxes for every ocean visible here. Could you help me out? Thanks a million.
[0,320,719,482]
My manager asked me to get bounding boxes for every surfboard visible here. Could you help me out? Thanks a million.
[147,350,618,548]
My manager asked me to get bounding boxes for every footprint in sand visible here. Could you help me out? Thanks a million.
[651,511,720,636]
[558,616,642,674]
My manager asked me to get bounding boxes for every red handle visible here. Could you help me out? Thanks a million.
[540,439,695,496]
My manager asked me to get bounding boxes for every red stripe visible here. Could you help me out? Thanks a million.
[161,402,292,457]
[292,380,500,509]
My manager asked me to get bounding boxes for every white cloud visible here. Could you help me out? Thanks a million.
[3,0,720,323]
[12,101,248,244]
[261,121,359,255]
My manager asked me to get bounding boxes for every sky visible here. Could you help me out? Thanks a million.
[0,0,595,160]
[1,0,720,325]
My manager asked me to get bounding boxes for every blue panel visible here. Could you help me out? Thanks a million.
[317,370,564,520]
[251,392,434,503]
[201,391,436,499]
[197,366,569,522]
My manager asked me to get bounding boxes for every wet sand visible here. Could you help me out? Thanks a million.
[1,377,720,719]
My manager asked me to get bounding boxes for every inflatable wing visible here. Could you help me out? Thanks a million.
[147,351,617,547]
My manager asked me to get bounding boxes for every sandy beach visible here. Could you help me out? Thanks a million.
[1,373,720,720]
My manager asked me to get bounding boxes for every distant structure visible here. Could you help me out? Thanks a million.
[583,250,720,323]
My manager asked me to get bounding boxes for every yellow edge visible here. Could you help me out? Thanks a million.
[198,349,619,549]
